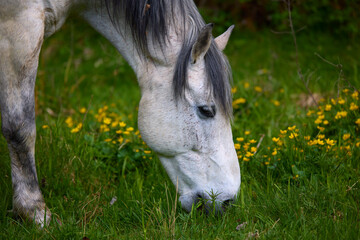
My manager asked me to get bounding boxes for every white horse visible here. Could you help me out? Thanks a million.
[0,0,241,226]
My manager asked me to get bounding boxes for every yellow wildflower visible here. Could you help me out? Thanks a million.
[234,144,241,150]
[116,130,123,134]
[264,161,270,165]
[308,140,317,146]
[272,137,280,143]
[245,130,251,135]
[254,86,262,93]
[280,129,287,134]
[343,88,350,93]
[250,147,257,153]
[243,82,250,89]
[331,98,337,105]
[288,125,296,131]
[144,150,151,154]
[236,137,244,142]
[245,152,253,158]
[317,140,325,145]
[249,139,257,144]
[103,117,112,125]
[304,136,311,141]
[243,157,250,162]
[71,123,83,133]
[65,117,74,128]
[342,133,351,141]
[324,104,332,111]
[356,118,360,126]
[326,139,336,146]
[314,118,323,124]
[126,127,134,132]
[352,91,359,100]
[118,137,124,144]
[123,131,130,135]
[80,107,87,114]
[289,132,298,139]
[335,111,347,120]
[119,122,126,127]
[231,87,237,94]
[306,110,315,116]
[323,120,329,125]
[243,143,250,151]
[338,98,345,104]
[317,126,325,132]
[42,125,49,129]
[104,138,112,142]
[273,100,280,106]
[317,134,325,139]
[356,142,360,147]
[350,102,359,111]
[272,149,277,156]
[233,98,246,106]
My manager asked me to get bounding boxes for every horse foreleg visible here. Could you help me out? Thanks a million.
[0,8,51,226]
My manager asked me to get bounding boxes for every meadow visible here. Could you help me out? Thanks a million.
[0,15,359,239]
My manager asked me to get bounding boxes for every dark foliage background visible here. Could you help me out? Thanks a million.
[195,0,360,36]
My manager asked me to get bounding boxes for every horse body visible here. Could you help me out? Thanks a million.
[0,0,240,226]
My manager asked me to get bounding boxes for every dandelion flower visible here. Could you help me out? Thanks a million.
[272,137,280,143]
[236,137,244,142]
[234,144,241,150]
[245,130,250,135]
[119,122,126,127]
[42,125,49,129]
[144,150,151,154]
[249,139,257,144]
[243,157,250,162]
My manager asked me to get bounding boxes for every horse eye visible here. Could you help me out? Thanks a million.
[197,105,216,118]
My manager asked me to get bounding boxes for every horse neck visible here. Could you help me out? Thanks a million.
[81,3,184,90]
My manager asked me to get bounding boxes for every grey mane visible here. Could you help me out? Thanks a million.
[103,0,233,117]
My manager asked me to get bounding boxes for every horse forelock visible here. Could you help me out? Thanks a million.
[103,0,233,118]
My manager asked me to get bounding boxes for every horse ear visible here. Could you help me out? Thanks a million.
[191,23,214,64]
[214,25,234,51]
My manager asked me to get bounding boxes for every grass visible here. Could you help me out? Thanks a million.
[0,16,360,239]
